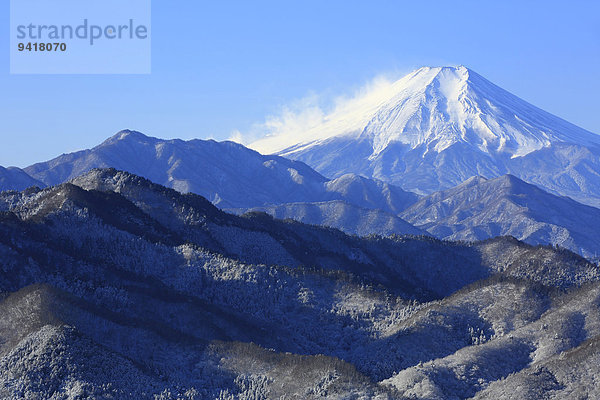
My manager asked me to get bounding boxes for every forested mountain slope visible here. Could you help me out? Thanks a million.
[0,168,598,399]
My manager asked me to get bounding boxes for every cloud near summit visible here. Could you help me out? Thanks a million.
[236,71,407,153]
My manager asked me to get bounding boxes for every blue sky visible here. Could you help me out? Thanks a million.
[1,0,599,167]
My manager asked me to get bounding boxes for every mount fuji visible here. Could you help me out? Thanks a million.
[251,66,600,206]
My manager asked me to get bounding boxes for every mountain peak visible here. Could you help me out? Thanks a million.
[0,166,45,192]
[454,174,534,195]
[249,65,600,202]
[253,65,599,160]
[100,130,156,146]
[411,65,470,79]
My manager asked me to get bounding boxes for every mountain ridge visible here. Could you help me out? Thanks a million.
[23,130,419,212]
[228,199,429,237]
[0,166,45,192]
[1,167,600,398]
[401,173,600,258]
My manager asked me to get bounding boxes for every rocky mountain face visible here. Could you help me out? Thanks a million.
[22,130,418,213]
[401,174,600,259]
[0,168,599,398]
[0,166,44,192]
[252,66,600,207]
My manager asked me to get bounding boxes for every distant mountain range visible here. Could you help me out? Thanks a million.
[0,66,599,260]
[0,128,599,259]
[1,168,599,398]
[228,200,429,237]
[401,174,600,259]
[0,166,44,192]
[252,66,600,207]
[228,173,600,259]
[22,130,418,214]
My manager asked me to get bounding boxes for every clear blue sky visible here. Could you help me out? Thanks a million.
[1,0,599,167]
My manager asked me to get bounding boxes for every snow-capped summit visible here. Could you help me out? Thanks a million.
[252,66,600,205]
[254,66,599,158]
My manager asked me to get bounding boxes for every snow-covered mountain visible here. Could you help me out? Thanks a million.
[1,168,599,398]
[0,166,44,192]
[401,174,600,258]
[252,66,600,206]
[24,130,418,211]
[229,200,428,237]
